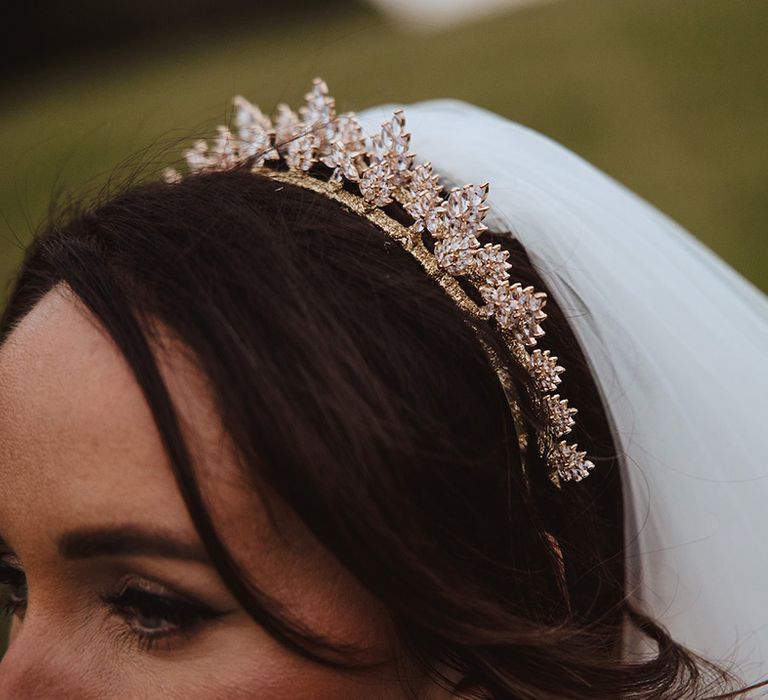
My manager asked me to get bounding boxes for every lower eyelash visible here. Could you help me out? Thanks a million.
[102,585,220,653]
[110,622,171,654]
[116,623,195,654]
[111,612,190,653]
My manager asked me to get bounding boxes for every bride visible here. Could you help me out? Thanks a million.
[0,79,765,698]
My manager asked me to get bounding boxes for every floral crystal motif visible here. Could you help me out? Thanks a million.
[164,78,594,485]
[542,394,577,437]
[528,349,565,393]
[552,442,595,483]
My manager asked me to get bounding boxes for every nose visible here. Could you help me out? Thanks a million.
[0,622,100,700]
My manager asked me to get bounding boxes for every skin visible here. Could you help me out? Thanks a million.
[0,286,437,699]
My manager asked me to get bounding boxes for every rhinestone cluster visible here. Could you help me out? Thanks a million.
[165,79,595,484]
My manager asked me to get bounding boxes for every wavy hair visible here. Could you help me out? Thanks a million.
[0,167,754,699]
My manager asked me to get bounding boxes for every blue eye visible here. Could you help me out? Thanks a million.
[103,583,223,652]
[0,559,28,618]
[0,554,224,653]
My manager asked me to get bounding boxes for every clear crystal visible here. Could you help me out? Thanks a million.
[484,283,548,346]
[300,78,337,158]
[184,140,211,172]
[329,167,344,186]
[369,111,413,187]
[301,79,335,125]
[370,133,388,163]
[359,161,393,206]
[529,349,565,392]
[404,161,441,206]
[434,234,480,275]
[211,127,240,169]
[445,183,490,228]
[324,141,359,181]
[232,96,277,163]
[320,113,367,172]
[475,242,511,287]
[274,104,300,152]
[543,394,577,436]
[404,190,441,231]
[239,129,273,161]
[163,168,181,184]
[340,157,359,181]
[338,114,367,152]
[234,95,272,132]
[240,130,274,163]
[284,133,316,171]
[425,206,447,237]
[553,442,593,482]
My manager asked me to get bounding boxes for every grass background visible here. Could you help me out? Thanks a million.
[2,0,767,300]
[1,0,766,655]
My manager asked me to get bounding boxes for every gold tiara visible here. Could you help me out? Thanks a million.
[164,79,594,485]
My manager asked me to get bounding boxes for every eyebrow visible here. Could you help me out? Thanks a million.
[57,526,211,565]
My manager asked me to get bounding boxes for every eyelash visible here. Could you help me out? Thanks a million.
[102,582,222,652]
[0,559,222,652]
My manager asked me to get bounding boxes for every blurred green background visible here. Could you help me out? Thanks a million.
[1,0,767,304]
[0,0,767,653]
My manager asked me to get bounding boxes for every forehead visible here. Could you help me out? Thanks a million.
[0,287,299,563]
[0,287,197,550]
[0,286,398,653]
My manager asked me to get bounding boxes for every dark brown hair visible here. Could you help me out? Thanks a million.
[0,166,750,698]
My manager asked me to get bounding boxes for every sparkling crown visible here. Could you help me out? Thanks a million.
[164,79,595,484]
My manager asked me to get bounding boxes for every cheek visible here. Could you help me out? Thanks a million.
[160,651,406,700]
[3,616,410,700]
[1,622,114,700]
[132,625,413,700]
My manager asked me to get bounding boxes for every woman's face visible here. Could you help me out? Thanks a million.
[0,287,426,699]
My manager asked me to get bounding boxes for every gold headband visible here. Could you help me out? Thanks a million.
[164,79,594,485]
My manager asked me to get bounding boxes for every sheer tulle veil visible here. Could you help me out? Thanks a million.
[360,101,768,683]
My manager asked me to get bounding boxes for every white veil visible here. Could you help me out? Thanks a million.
[360,100,768,683]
